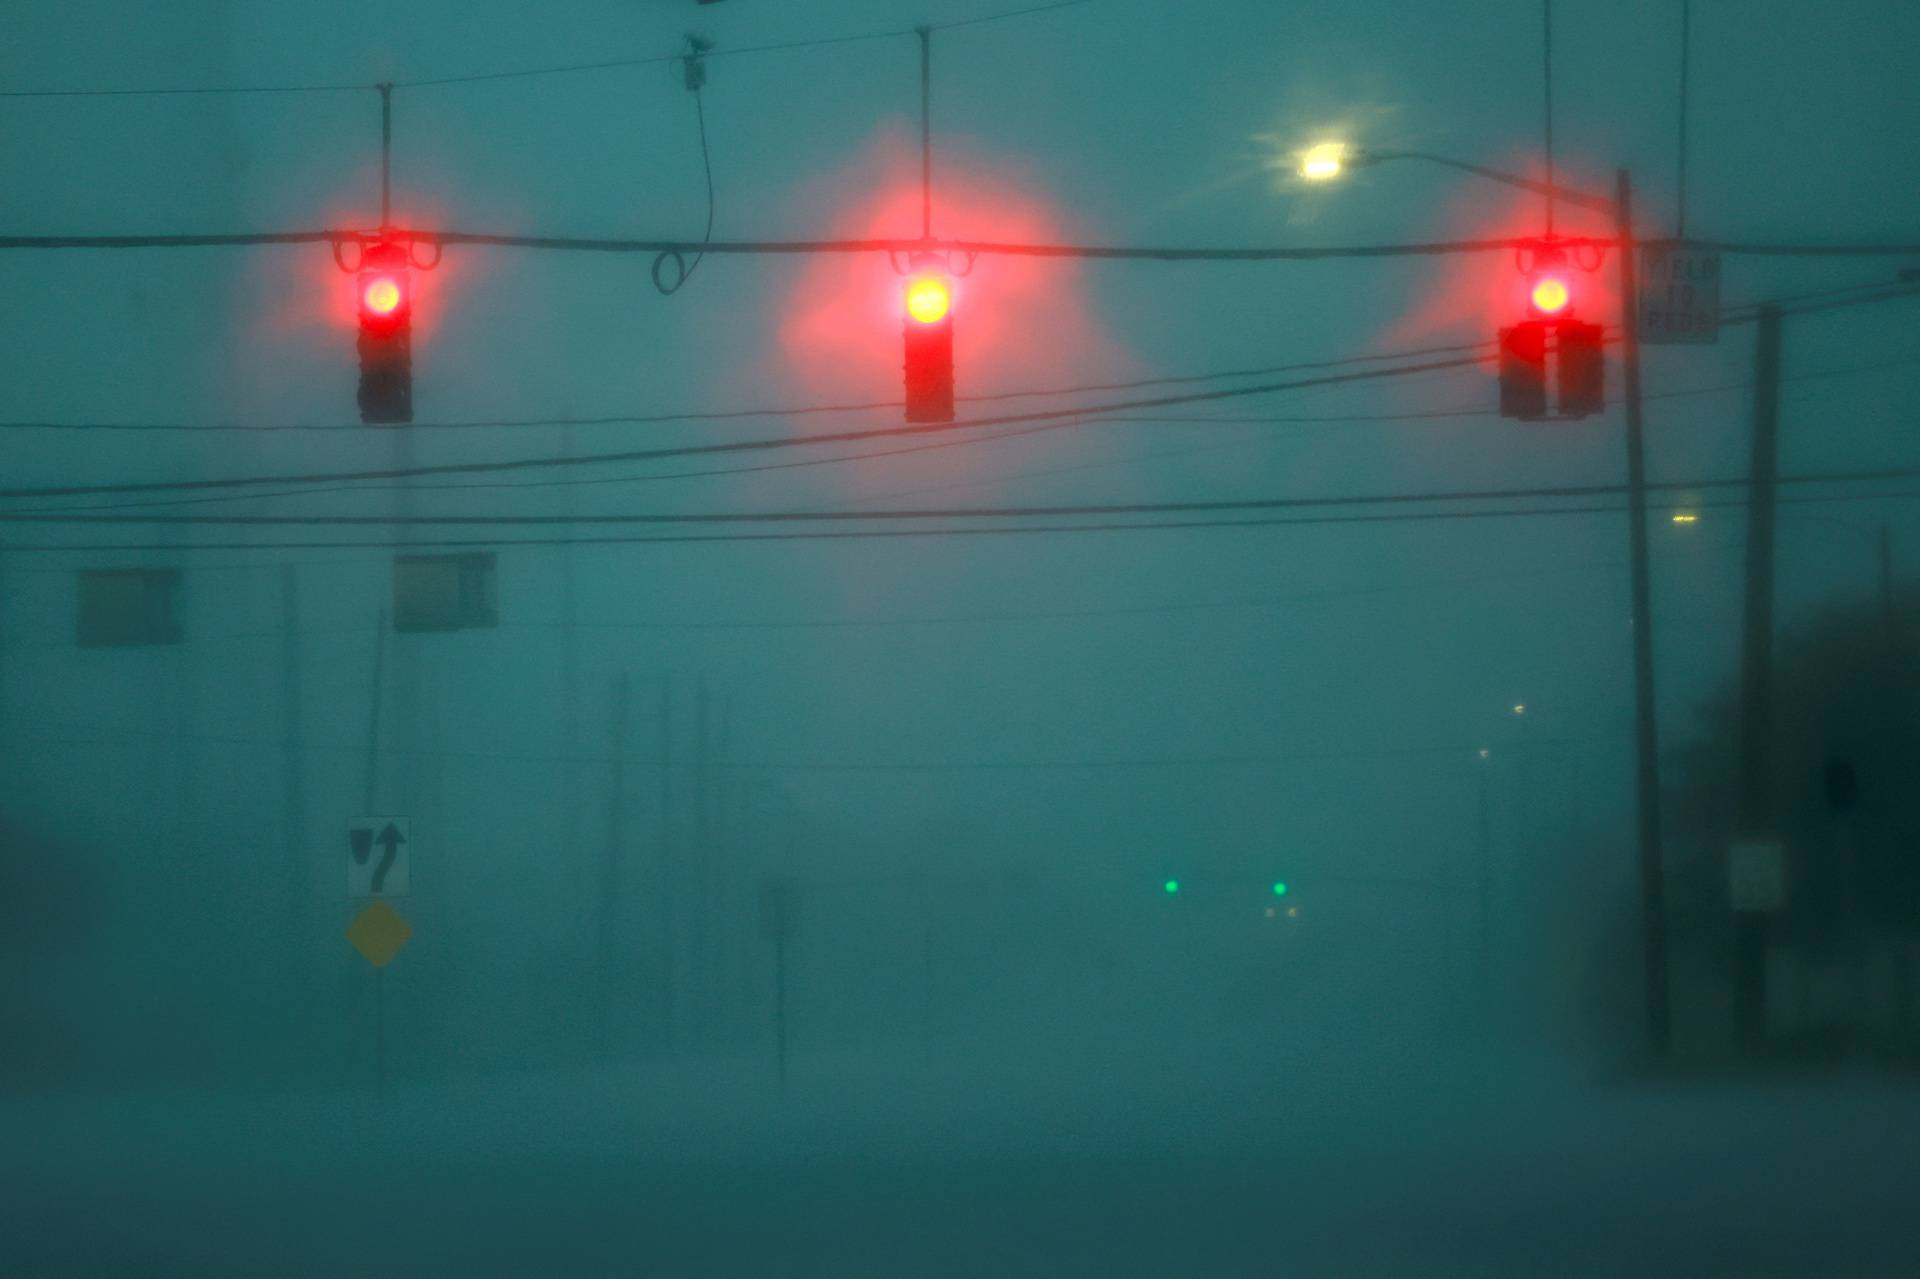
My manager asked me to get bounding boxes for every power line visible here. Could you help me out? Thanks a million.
[20,721,1585,776]
[4,346,1914,521]
[0,1,1095,98]
[0,352,1494,501]
[0,339,1494,435]
[2,461,1916,529]
[0,276,1903,441]
[4,481,1918,556]
[10,230,1916,260]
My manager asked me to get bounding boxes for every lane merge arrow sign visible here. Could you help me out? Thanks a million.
[348,815,411,898]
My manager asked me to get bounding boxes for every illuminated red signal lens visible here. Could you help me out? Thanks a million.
[905,274,951,325]
[363,275,403,317]
[1530,275,1571,315]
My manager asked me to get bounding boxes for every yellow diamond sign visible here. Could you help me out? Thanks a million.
[346,900,412,968]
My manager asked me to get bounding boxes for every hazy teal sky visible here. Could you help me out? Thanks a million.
[3,0,1916,888]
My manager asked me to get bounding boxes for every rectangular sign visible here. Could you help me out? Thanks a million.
[1728,839,1786,912]
[1639,247,1720,344]
[348,816,411,898]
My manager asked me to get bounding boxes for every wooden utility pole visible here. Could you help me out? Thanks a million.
[1615,169,1673,1060]
[596,672,629,1055]
[1733,305,1783,1047]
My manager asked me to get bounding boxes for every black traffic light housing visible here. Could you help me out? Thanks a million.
[1499,317,1605,421]
[357,239,413,425]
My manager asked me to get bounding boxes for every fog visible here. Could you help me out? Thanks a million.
[4,0,1920,1273]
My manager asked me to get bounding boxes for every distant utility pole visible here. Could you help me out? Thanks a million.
[1733,305,1782,1048]
[1615,169,1673,1061]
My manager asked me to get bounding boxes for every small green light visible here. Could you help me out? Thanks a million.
[1163,879,1180,894]
[1272,881,1289,896]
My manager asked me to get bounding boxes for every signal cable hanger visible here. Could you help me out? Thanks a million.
[651,35,718,296]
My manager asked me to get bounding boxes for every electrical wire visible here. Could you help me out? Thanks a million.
[0,338,1495,434]
[5,484,1919,557]
[0,2,1096,98]
[0,352,1495,501]
[3,463,1917,530]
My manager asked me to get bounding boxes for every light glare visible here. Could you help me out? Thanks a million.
[363,276,402,316]
[1298,142,1347,181]
[906,275,951,324]
[1531,276,1570,314]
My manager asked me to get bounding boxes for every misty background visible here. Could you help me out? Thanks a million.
[3,1,1918,1274]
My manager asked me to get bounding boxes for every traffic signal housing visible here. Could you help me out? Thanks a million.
[903,268,954,423]
[357,239,413,425]
[1499,317,1605,421]
[1499,320,1548,420]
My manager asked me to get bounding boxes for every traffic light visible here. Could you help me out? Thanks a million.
[1556,319,1605,417]
[1499,320,1548,420]
[1499,251,1605,421]
[903,266,954,423]
[357,239,412,425]
[1530,273,1571,317]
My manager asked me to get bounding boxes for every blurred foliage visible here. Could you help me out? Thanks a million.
[1665,586,1920,949]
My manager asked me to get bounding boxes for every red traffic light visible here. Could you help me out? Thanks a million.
[362,275,403,317]
[357,240,411,329]
[1530,274,1571,315]
[905,273,951,325]
[355,239,413,425]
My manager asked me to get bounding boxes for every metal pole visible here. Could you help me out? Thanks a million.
[1879,523,1896,646]
[1477,762,1494,980]
[362,607,386,813]
[1733,305,1782,1048]
[1676,0,1691,239]
[1615,169,1672,1060]
[918,27,933,240]
[378,84,393,228]
[774,906,789,1088]
[597,672,629,1056]
[1542,0,1554,237]
[374,967,386,1093]
[281,565,307,1044]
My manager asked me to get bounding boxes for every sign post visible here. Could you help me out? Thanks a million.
[760,880,797,1087]
[346,816,412,1092]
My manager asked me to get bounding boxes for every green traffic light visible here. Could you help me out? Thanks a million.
[1272,881,1289,897]
[1163,879,1180,894]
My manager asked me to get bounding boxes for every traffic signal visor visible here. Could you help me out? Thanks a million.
[906,274,951,325]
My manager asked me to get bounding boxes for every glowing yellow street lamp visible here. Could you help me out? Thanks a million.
[1297,141,1349,182]
[1671,511,1699,525]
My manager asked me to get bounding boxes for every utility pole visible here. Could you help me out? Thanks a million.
[1615,169,1673,1060]
[1733,305,1782,1049]
[281,565,308,1052]
[1477,758,1494,986]
[1879,523,1897,647]
[596,672,628,1056]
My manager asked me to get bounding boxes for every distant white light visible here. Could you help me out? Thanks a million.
[1512,703,1527,716]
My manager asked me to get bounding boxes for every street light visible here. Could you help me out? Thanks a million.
[1297,141,1349,182]
[1300,135,1672,1058]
